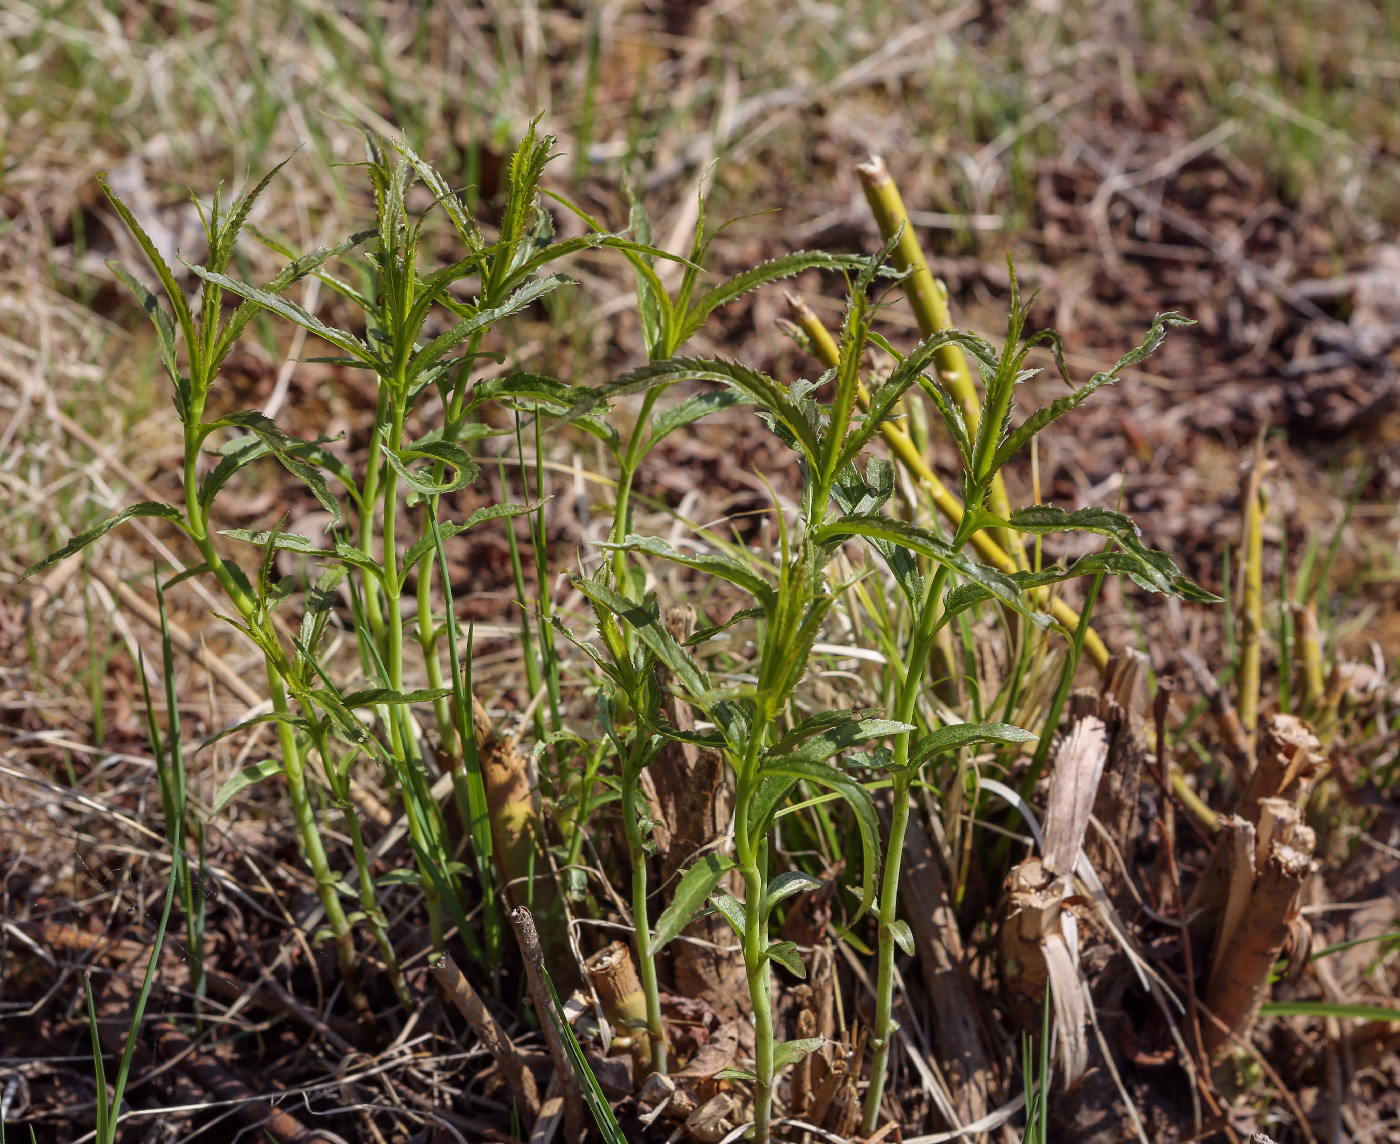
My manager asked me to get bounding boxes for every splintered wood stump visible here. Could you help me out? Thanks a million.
[998,717,1109,1086]
[1187,713,1321,943]
[1202,842,1314,1056]
[649,603,749,1017]
[900,816,993,1125]
[1084,650,1150,905]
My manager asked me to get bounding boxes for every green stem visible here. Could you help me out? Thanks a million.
[862,555,955,1134]
[183,422,369,1011]
[740,848,774,1143]
[611,387,661,591]
[621,747,667,1072]
[267,663,370,1016]
[380,391,446,952]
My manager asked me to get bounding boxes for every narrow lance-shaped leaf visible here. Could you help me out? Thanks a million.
[989,312,1194,475]
[212,758,282,814]
[206,410,342,522]
[571,577,710,699]
[907,722,1037,770]
[773,1037,826,1070]
[603,534,775,611]
[679,251,890,344]
[652,855,736,952]
[98,174,196,358]
[22,503,186,580]
[765,717,913,766]
[401,502,538,569]
[381,439,481,496]
[409,273,571,383]
[182,261,377,365]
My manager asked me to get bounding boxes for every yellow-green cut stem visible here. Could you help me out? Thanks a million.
[854,156,1019,546]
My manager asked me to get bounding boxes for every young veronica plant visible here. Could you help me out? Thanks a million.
[24,127,689,1004]
[807,263,1221,1133]
[570,241,946,1140]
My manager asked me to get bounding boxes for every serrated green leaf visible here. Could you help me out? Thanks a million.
[680,251,886,343]
[98,173,196,359]
[652,855,736,951]
[710,888,747,936]
[572,577,710,699]
[401,502,537,570]
[22,502,186,579]
[686,605,765,647]
[381,439,481,496]
[211,758,282,814]
[997,505,1220,601]
[989,312,1194,474]
[714,1066,759,1083]
[908,722,1037,769]
[603,534,774,610]
[183,261,376,364]
[219,528,384,579]
[764,871,821,917]
[887,919,915,956]
[204,410,341,522]
[766,717,912,767]
[647,389,749,444]
[817,514,1054,629]
[772,1036,826,1070]
[765,939,806,978]
[410,274,570,383]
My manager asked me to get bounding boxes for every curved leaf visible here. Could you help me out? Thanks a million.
[908,722,1037,770]
[219,528,384,580]
[772,1036,826,1070]
[680,251,884,343]
[212,758,281,814]
[381,439,481,496]
[999,505,1220,601]
[765,717,913,766]
[23,502,186,579]
[652,855,736,951]
[410,273,570,383]
[205,410,341,521]
[989,312,1194,474]
[604,534,775,610]
[764,870,821,918]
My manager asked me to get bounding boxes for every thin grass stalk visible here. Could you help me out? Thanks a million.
[1239,479,1266,746]
[500,442,545,738]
